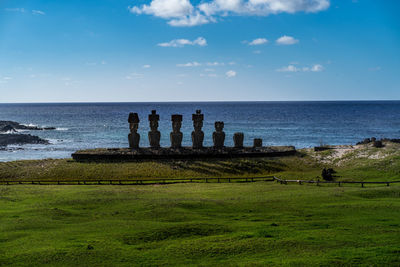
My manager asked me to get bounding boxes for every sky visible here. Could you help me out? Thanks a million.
[0,0,399,102]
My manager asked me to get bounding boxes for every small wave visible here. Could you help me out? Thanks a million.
[56,127,69,131]
[21,123,38,127]
[0,130,17,134]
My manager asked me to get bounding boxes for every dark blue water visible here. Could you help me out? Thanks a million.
[1,101,400,161]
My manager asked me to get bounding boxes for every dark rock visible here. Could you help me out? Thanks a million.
[356,138,372,145]
[373,140,383,148]
[253,138,263,148]
[322,168,336,181]
[0,134,49,146]
[233,132,244,148]
[128,113,140,149]
[213,121,225,149]
[170,114,183,148]
[0,121,55,131]
[0,125,17,133]
[72,146,297,162]
[314,146,332,152]
[148,110,160,148]
[191,110,204,149]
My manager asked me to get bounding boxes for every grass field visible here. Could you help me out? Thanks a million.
[1,183,399,266]
[1,143,400,266]
[1,143,400,182]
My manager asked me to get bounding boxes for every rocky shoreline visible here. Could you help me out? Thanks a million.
[0,121,55,132]
[0,120,53,147]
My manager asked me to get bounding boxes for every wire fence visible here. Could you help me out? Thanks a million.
[0,176,399,187]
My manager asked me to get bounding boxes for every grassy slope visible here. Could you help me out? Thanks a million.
[0,183,399,266]
[1,144,400,266]
[1,144,400,182]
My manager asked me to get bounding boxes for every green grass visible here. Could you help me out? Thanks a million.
[1,148,400,182]
[0,183,399,266]
[1,145,400,265]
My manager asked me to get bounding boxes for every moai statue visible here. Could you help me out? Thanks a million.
[233,132,244,148]
[253,138,263,148]
[191,110,204,149]
[128,113,140,149]
[170,114,183,148]
[148,110,160,148]
[213,121,225,149]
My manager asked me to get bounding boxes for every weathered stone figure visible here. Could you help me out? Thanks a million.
[128,112,140,149]
[170,114,183,148]
[191,110,204,149]
[213,121,225,149]
[233,132,244,148]
[253,138,262,148]
[148,110,160,148]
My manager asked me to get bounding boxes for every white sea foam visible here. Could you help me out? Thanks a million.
[21,123,38,127]
[56,127,69,131]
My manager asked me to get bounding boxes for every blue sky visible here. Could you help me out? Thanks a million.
[0,0,399,102]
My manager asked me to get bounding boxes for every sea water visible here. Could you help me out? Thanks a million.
[1,101,400,161]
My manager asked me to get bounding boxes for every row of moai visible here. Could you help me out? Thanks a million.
[128,110,263,149]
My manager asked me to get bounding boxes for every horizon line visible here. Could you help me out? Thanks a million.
[1,99,400,104]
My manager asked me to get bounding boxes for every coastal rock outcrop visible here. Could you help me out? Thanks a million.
[0,121,56,131]
[0,134,49,146]
[0,121,53,147]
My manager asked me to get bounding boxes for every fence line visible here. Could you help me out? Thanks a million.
[0,176,275,185]
[272,177,400,187]
[0,176,399,187]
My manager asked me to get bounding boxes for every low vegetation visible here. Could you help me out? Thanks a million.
[1,142,400,182]
[0,183,399,266]
[1,142,399,265]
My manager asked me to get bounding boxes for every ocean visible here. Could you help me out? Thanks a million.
[1,101,400,162]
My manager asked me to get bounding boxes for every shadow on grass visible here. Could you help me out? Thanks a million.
[158,158,287,176]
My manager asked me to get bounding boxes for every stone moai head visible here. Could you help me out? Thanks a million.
[171,114,182,133]
[128,112,140,132]
[233,132,244,148]
[148,110,160,131]
[253,138,263,148]
[214,121,224,132]
[192,110,204,131]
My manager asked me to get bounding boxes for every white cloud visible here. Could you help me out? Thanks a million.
[4,8,26,12]
[200,73,218,77]
[206,62,224,66]
[126,73,144,79]
[129,0,330,27]
[277,65,299,72]
[142,64,151,68]
[276,35,299,45]
[277,63,324,72]
[0,76,12,83]
[226,70,237,78]
[168,12,211,26]
[32,10,45,15]
[129,0,193,18]
[204,68,215,72]
[158,37,207,47]
[310,64,323,72]
[177,61,201,67]
[5,8,46,15]
[248,38,268,46]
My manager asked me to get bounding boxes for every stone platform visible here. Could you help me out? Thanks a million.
[71,146,296,162]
